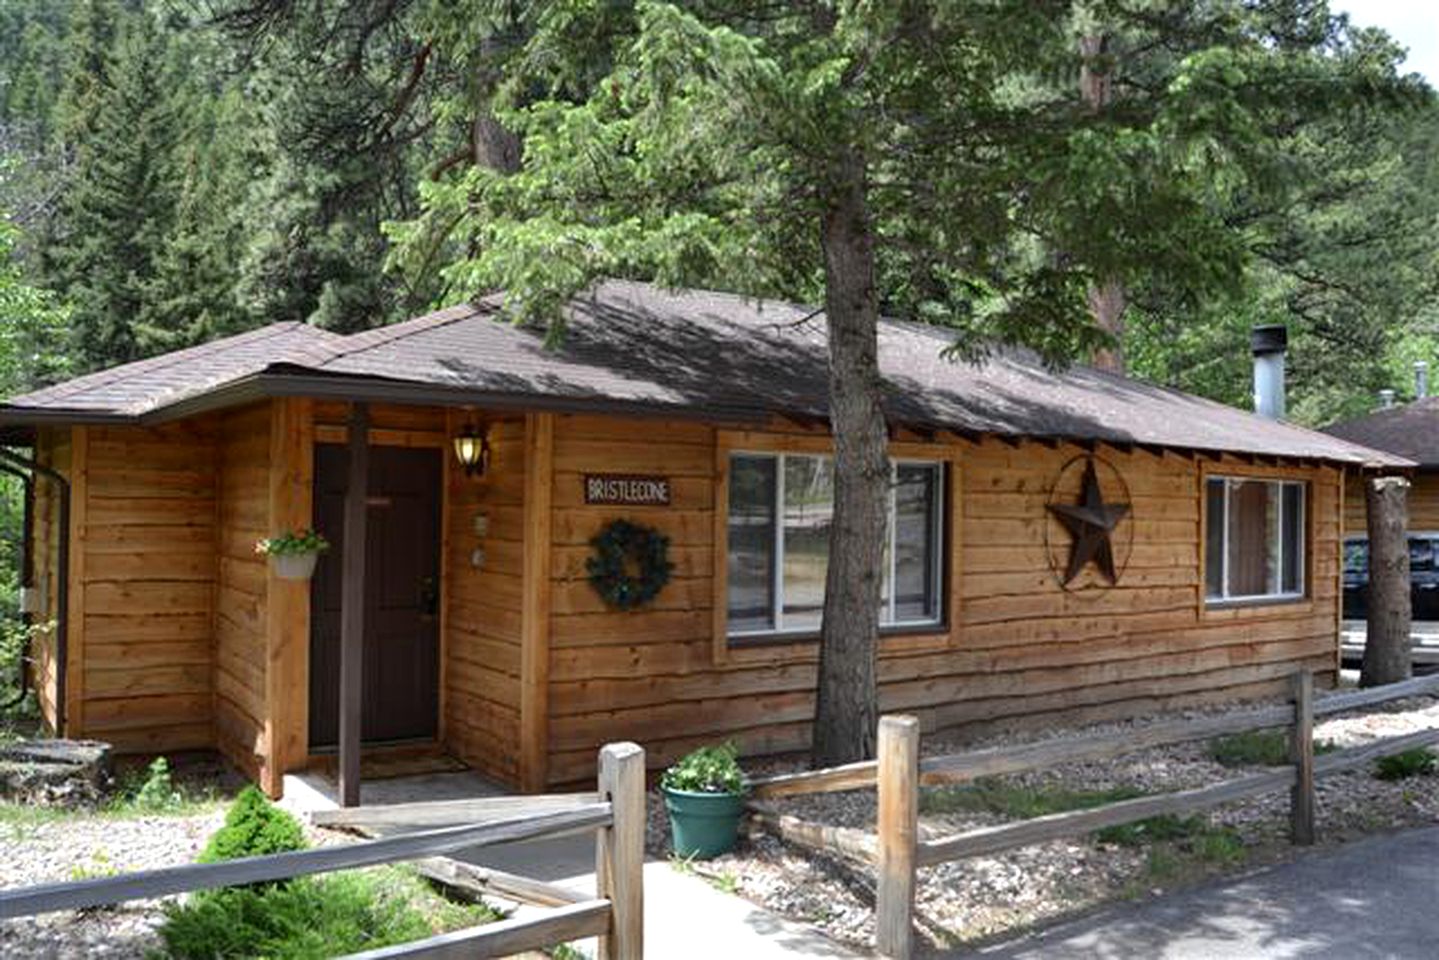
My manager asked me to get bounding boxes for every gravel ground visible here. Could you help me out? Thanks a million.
[0,808,228,958]
[0,756,337,960]
[647,692,1439,954]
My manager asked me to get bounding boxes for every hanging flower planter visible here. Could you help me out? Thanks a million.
[256,529,330,582]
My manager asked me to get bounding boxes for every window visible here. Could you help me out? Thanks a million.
[1205,477,1305,603]
[726,452,945,637]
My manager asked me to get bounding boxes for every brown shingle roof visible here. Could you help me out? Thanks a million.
[1323,400,1439,468]
[0,280,1411,468]
[7,322,345,419]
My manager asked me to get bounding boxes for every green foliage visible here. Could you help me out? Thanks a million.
[116,757,183,814]
[1209,731,1339,768]
[1096,813,1206,847]
[586,519,673,610]
[159,866,497,960]
[662,743,744,795]
[255,529,331,557]
[198,786,308,864]
[920,780,1144,819]
[1374,748,1437,781]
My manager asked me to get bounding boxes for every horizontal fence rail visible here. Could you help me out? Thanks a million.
[0,805,612,919]
[743,669,1439,960]
[0,743,646,960]
[915,768,1296,866]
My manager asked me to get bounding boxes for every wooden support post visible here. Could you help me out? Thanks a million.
[595,741,644,960]
[519,412,555,792]
[1289,669,1316,846]
[339,402,370,809]
[263,397,314,798]
[876,714,920,960]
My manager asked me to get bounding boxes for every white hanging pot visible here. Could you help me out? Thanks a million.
[271,551,320,581]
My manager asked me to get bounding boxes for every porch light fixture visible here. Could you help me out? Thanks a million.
[453,422,491,477]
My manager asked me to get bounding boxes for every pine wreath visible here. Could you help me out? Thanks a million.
[586,519,674,610]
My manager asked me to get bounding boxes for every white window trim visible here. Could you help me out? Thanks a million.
[727,451,947,638]
[1205,476,1306,606]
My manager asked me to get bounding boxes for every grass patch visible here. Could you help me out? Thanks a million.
[1374,748,1437,781]
[920,779,1145,819]
[1209,730,1337,768]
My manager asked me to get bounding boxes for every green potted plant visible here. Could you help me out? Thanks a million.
[255,529,330,581]
[660,743,746,859]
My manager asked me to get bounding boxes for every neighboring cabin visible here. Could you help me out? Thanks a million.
[0,282,1408,797]
[1326,392,1439,623]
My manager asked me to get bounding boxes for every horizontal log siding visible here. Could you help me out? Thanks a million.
[78,421,218,753]
[542,421,1342,785]
[214,404,272,780]
[1343,470,1439,537]
[444,416,525,784]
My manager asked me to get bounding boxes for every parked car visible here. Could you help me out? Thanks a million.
[1342,534,1439,665]
[1343,535,1439,620]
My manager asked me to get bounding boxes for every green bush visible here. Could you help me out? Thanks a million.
[1094,813,1204,846]
[124,757,182,813]
[1374,748,1437,781]
[661,743,744,794]
[161,791,497,958]
[921,780,1144,818]
[1209,730,1337,768]
[160,871,437,959]
[198,785,307,864]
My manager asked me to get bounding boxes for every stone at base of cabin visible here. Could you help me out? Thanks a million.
[0,739,113,806]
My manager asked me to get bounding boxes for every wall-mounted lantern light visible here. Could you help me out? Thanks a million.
[453,422,491,477]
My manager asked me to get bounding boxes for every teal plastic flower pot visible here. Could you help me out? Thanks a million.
[662,787,745,859]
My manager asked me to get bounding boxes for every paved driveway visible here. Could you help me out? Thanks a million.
[966,826,1439,959]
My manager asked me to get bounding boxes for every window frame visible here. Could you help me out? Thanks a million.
[1204,474,1308,607]
[723,449,949,644]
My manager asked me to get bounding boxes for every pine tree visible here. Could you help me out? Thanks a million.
[137,83,259,351]
[49,9,185,369]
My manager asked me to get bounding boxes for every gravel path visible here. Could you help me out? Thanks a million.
[646,692,1439,954]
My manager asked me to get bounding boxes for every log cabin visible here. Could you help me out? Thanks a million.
[1326,395,1439,545]
[0,281,1411,799]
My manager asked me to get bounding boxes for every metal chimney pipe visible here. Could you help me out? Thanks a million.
[1380,389,1396,410]
[1250,324,1287,420]
[1416,361,1429,400]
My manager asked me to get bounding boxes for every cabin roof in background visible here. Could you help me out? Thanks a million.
[0,280,1412,468]
[1323,399,1439,468]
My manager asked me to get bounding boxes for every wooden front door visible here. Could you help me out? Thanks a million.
[309,444,443,749]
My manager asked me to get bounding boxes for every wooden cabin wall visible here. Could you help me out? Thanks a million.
[539,418,1343,786]
[213,403,273,782]
[60,422,217,752]
[442,414,526,785]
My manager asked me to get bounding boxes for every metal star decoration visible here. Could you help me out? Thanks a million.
[1047,459,1130,585]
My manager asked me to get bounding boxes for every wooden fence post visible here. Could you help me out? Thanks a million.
[596,741,644,960]
[876,714,920,960]
[1289,669,1315,846]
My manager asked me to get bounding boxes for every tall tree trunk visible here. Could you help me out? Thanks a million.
[1363,474,1412,687]
[1080,33,1127,373]
[813,149,889,766]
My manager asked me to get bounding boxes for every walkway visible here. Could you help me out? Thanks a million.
[969,825,1439,959]
[285,768,861,959]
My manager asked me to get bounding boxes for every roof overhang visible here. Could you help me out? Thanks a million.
[0,368,1416,472]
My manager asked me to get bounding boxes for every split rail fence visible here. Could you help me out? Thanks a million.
[0,742,645,960]
[745,670,1439,960]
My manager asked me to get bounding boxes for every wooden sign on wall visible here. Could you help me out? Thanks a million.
[583,474,672,506]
